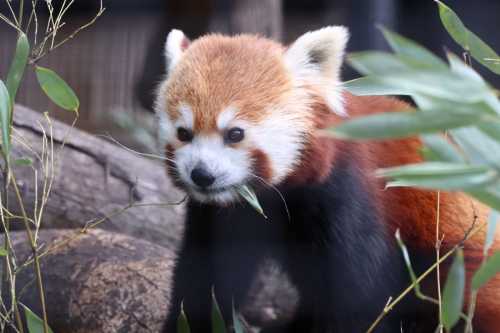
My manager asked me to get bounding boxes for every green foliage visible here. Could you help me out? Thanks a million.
[442,249,465,330]
[336,3,500,332]
[35,66,79,112]
[23,305,54,333]
[379,26,446,68]
[6,33,29,108]
[177,303,191,333]
[395,230,421,293]
[331,109,482,139]
[377,162,496,190]
[334,25,500,210]
[236,185,267,219]
[211,290,227,333]
[13,157,33,166]
[484,211,499,254]
[232,301,245,333]
[472,251,500,290]
[0,80,12,159]
[436,0,500,74]
[420,134,464,163]
[0,1,103,332]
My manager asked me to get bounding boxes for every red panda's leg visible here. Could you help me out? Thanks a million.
[163,202,216,333]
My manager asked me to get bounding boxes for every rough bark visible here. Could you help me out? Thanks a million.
[8,229,297,333]
[4,105,185,250]
[2,106,297,332]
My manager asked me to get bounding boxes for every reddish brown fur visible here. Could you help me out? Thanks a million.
[250,149,273,181]
[290,92,499,331]
[165,35,292,132]
[162,32,500,328]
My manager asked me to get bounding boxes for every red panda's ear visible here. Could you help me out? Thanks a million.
[284,26,349,81]
[164,29,191,74]
[284,26,349,115]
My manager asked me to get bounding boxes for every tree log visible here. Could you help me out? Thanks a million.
[2,106,297,331]
[4,105,185,250]
[8,229,297,333]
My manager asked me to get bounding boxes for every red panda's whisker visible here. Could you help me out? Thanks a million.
[97,134,178,164]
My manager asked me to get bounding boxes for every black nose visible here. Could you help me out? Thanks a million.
[191,167,215,188]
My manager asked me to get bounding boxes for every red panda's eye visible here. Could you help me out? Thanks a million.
[225,127,245,143]
[177,127,193,142]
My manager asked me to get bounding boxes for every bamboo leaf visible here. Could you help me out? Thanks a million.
[484,211,499,255]
[468,189,500,213]
[35,66,79,112]
[379,27,447,68]
[442,249,465,330]
[0,248,7,256]
[14,157,33,166]
[346,68,490,102]
[177,302,191,333]
[0,80,12,159]
[23,304,54,333]
[330,109,481,140]
[6,33,29,106]
[236,185,267,219]
[232,301,245,333]
[211,289,227,333]
[395,230,421,294]
[375,70,489,103]
[436,0,500,74]
[451,127,500,170]
[472,251,500,290]
[348,52,411,75]
[343,77,412,96]
[378,162,497,190]
[421,134,464,163]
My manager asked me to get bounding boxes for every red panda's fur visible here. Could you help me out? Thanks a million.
[296,93,500,331]
[158,29,500,332]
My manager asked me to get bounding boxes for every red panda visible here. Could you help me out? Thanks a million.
[155,27,500,332]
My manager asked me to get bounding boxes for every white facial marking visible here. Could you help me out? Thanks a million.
[175,104,194,129]
[175,135,251,204]
[217,107,237,130]
[156,103,194,149]
[246,108,307,183]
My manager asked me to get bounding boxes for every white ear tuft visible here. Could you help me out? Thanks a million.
[284,26,349,81]
[284,26,349,115]
[165,29,190,74]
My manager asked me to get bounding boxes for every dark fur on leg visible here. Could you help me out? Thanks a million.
[165,155,433,332]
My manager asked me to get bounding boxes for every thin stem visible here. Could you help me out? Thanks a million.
[18,0,24,28]
[16,196,187,272]
[0,171,25,333]
[0,12,23,33]
[4,0,20,27]
[464,291,478,333]
[31,0,105,63]
[10,172,49,333]
[366,221,486,333]
[435,191,443,333]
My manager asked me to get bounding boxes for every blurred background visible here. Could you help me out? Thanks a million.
[0,0,499,149]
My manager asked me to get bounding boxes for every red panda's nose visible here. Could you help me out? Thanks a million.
[191,167,215,188]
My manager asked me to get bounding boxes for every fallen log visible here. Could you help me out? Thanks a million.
[5,105,185,250]
[9,229,297,333]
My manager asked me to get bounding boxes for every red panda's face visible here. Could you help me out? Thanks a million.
[155,28,348,204]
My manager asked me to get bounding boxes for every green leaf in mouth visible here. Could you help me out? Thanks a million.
[236,185,267,219]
